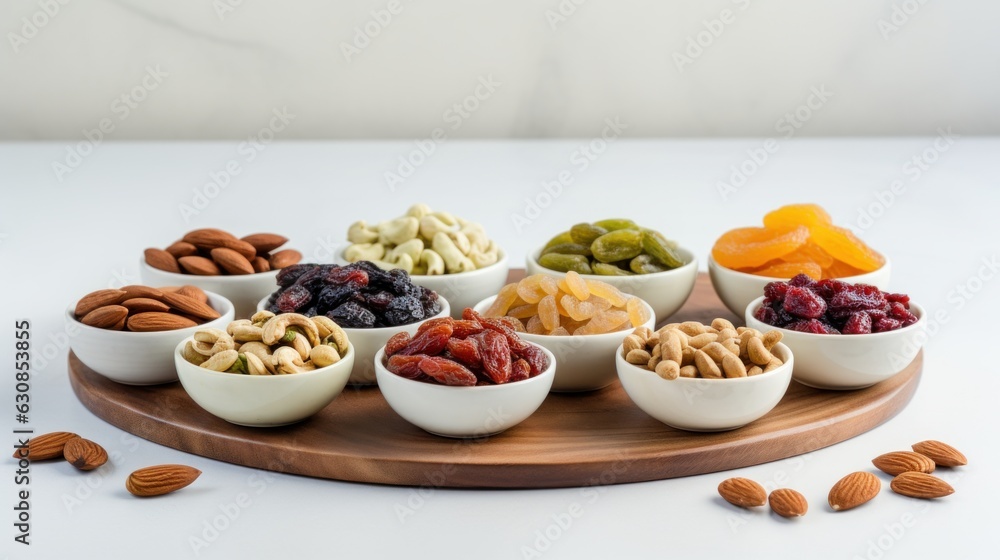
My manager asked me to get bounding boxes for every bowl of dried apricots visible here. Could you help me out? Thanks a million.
[709,204,890,317]
[474,271,656,392]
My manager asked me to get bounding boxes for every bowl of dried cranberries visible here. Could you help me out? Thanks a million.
[745,275,925,390]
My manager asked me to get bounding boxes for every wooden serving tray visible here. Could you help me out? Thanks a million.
[69,273,921,489]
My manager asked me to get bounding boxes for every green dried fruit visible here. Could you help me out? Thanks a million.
[641,229,684,268]
[569,223,608,246]
[538,253,593,274]
[592,219,638,232]
[629,254,668,274]
[541,243,593,257]
[591,230,643,263]
[542,231,574,252]
[592,262,635,276]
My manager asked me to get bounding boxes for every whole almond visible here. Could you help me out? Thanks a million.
[211,247,255,275]
[251,256,271,273]
[13,432,79,460]
[127,312,198,332]
[176,285,209,304]
[165,240,199,259]
[144,248,181,273]
[912,440,967,467]
[120,285,165,301]
[126,464,201,497]
[269,249,302,269]
[63,437,108,471]
[74,289,127,317]
[769,488,808,518]
[178,256,222,276]
[718,477,767,508]
[121,297,171,314]
[890,472,954,499]
[829,472,880,511]
[161,292,221,320]
[183,230,256,260]
[872,451,936,476]
[241,233,288,254]
[80,305,129,329]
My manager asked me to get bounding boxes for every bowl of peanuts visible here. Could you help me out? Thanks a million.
[473,272,656,392]
[615,319,794,431]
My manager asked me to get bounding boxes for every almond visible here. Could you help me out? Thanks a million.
[178,256,222,276]
[912,440,967,467]
[161,292,221,320]
[718,477,767,508]
[890,472,954,499]
[768,488,808,518]
[120,285,165,301]
[269,249,302,269]
[176,285,209,304]
[74,289,127,317]
[127,312,198,332]
[144,248,181,273]
[211,247,255,275]
[80,305,129,329]
[251,256,271,273]
[183,229,256,260]
[121,297,171,314]
[829,472,880,511]
[165,240,199,259]
[241,233,288,254]
[126,464,201,497]
[13,431,79,460]
[63,437,108,471]
[872,451,936,476]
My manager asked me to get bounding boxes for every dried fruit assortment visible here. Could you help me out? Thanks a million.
[181,312,350,374]
[482,271,650,335]
[753,274,917,334]
[383,309,549,386]
[145,228,301,275]
[622,318,784,380]
[73,284,220,332]
[344,203,500,274]
[264,262,442,328]
[712,204,886,279]
[538,219,685,275]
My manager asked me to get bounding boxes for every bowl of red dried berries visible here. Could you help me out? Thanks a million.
[374,310,556,438]
[745,275,926,390]
[258,262,450,385]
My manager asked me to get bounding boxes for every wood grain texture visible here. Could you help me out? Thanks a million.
[69,272,922,488]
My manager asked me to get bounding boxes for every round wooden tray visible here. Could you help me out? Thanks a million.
[69,273,921,488]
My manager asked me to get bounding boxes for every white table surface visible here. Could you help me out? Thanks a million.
[1,138,997,559]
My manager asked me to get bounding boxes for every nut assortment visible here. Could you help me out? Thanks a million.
[622,318,784,380]
[482,271,650,335]
[144,228,301,275]
[538,219,685,275]
[74,285,220,331]
[182,312,350,374]
[345,204,500,274]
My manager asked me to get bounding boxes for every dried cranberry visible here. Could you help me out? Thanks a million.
[885,292,910,309]
[873,317,903,332]
[783,286,827,319]
[841,312,872,335]
[787,319,839,334]
[788,274,815,288]
[763,281,789,301]
[812,279,849,300]
[753,305,778,325]
[829,284,887,317]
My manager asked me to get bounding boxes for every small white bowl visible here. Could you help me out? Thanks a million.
[140,256,279,320]
[473,295,656,392]
[336,248,509,319]
[746,296,926,390]
[525,247,698,323]
[708,254,891,318]
[257,295,450,385]
[174,338,354,427]
[68,291,235,385]
[616,342,794,431]
[374,344,555,438]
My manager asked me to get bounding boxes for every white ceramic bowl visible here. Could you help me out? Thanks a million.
[525,247,698,323]
[374,344,555,438]
[616,342,794,431]
[67,291,235,385]
[708,254,892,318]
[140,256,279,320]
[746,296,926,390]
[257,295,450,385]
[174,338,354,427]
[473,295,655,392]
[336,248,509,319]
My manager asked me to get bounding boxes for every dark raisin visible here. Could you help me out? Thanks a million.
[276,264,316,287]
[327,301,376,328]
[384,296,424,326]
[275,284,312,312]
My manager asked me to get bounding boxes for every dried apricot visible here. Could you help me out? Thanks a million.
[809,223,885,272]
[712,226,809,269]
[751,261,823,280]
[762,203,831,230]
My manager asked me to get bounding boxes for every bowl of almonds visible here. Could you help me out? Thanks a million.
[140,228,302,318]
[67,285,235,385]
[615,319,793,431]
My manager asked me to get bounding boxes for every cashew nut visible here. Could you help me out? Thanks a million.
[250,310,275,327]
[273,346,313,374]
[261,314,320,347]
[310,344,342,368]
[376,217,419,246]
[200,349,239,372]
[432,232,476,273]
[311,317,350,355]
[405,203,432,219]
[347,220,380,244]
[386,238,424,265]
[418,215,453,240]
[229,322,264,342]
[344,242,385,262]
[418,249,445,275]
[192,328,235,356]
[429,211,458,227]
[243,352,271,375]
[239,341,276,374]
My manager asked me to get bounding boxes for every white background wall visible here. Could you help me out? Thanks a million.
[2,0,998,140]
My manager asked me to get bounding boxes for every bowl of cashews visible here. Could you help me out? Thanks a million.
[337,204,509,319]
[174,311,355,427]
